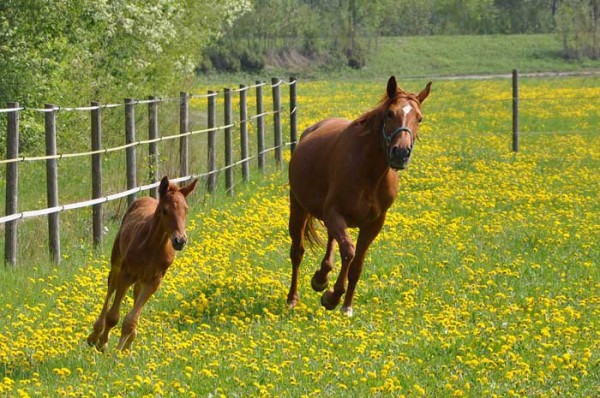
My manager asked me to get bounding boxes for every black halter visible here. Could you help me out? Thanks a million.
[381,119,414,154]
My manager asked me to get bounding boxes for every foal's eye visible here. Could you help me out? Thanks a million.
[386,110,394,118]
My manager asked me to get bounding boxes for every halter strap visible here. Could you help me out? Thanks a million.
[382,120,414,150]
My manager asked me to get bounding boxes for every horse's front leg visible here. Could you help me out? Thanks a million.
[95,274,134,352]
[311,233,335,292]
[321,212,355,311]
[117,278,161,351]
[341,217,385,317]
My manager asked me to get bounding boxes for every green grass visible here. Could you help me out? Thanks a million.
[364,34,598,78]
[202,34,599,84]
[0,75,598,397]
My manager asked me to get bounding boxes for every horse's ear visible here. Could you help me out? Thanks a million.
[159,176,170,198]
[418,82,432,103]
[179,178,198,198]
[386,76,398,99]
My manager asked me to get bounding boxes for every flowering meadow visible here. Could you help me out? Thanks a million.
[0,76,598,397]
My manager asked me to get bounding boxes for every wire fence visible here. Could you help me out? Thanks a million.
[1,77,298,266]
[2,72,598,266]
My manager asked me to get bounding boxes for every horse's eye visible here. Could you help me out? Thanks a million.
[418,116,423,123]
[386,110,394,118]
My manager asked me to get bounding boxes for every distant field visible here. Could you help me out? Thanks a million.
[206,34,600,83]
[1,75,598,396]
[362,34,599,78]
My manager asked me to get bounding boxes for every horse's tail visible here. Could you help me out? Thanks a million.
[304,215,324,248]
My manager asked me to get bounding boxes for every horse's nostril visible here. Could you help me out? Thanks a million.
[172,236,187,250]
[392,146,410,159]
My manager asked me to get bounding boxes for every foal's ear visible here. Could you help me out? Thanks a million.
[386,76,398,99]
[179,178,198,198]
[159,176,170,198]
[418,82,432,103]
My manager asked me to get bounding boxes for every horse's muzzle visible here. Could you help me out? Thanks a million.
[389,146,412,170]
[172,235,187,251]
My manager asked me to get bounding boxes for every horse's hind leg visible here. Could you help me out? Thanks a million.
[87,268,118,349]
[95,273,134,351]
[287,196,308,308]
[311,233,335,292]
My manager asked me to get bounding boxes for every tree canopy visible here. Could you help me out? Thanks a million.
[201,0,597,73]
[0,0,250,106]
[1,0,597,107]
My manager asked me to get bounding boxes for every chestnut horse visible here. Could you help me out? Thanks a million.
[287,76,431,316]
[87,176,197,351]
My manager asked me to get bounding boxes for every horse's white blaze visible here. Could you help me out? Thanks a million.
[402,104,413,118]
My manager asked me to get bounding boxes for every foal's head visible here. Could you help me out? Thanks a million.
[157,176,198,251]
[381,76,432,170]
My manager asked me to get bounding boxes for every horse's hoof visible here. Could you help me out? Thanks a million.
[287,293,299,309]
[340,306,353,317]
[311,271,329,292]
[320,290,340,310]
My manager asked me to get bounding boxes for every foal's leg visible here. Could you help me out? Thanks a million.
[87,268,118,347]
[287,196,308,308]
[341,217,385,317]
[321,211,355,310]
[117,278,161,351]
[311,233,335,292]
[96,273,134,351]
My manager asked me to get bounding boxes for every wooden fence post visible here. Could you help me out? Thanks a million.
[224,88,234,196]
[4,102,19,266]
[256,81,265,170]
[272,78,282,166]
[240,84,250,182]
[512,69,519,153]
[180,92,189,177]
[207,91,217,193]
[45,104,60,264]
[148,96,159,198]
[91,101,103,248]
[289,77,298,152]
[125,98,137,208]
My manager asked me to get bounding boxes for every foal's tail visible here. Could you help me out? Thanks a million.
[304,215,324,248]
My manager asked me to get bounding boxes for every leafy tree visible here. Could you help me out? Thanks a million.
[0,0,250,152]
[556,0,599,59]
[0,0,250,106]
[494,0,557,33]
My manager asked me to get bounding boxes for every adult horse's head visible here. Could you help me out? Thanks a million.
[382,76,431,170]
[157,176,198,251]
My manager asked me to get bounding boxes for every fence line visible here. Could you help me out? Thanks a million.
[2,77,299,266]
[0,141,294,225]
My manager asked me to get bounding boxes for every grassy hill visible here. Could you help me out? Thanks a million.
[258,34,600,81]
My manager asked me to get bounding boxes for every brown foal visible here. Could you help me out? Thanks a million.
[87,176,197,351]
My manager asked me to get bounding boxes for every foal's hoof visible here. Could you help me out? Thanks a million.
[311,271,329,292]
[88,341,105,353]
[320,290,341,310]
